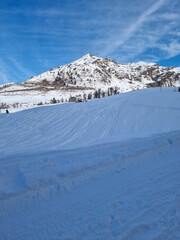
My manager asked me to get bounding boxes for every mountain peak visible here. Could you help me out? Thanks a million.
[1,53,180,112]
[84,53,94,57]
[73,53,99,65]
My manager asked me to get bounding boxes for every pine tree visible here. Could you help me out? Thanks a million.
[50,98,57,104]
[88,92,92,100]
[97,89,101,98]
[102,91,106,98]
[93,90,98,99]
[83,93,87,101]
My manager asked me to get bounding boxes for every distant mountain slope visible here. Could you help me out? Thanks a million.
[0,54,180,111]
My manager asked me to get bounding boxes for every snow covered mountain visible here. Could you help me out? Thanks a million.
[0,53,180,111]
[0,87,180,239]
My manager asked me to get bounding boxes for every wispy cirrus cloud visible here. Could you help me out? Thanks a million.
[159,41,180,59]
[8,58,33,78]
[97,0,167,57]
[0,57,33,84]
[93,0,180,65]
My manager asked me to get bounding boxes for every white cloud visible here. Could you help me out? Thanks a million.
[0,58,33,84]
[98,0,167,57]
[159,41,180,59]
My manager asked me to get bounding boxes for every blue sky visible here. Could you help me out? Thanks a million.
[0,0,180,84]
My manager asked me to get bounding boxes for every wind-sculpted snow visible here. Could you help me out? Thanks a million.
[0,87,180,239]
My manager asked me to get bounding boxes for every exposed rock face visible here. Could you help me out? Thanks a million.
[0,53,180,109]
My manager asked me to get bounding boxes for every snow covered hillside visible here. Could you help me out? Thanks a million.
[0,54,180,112]
[0,87,180,239]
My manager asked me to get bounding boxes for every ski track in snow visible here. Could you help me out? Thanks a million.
[0,138,180,240]
[0,87,180,239]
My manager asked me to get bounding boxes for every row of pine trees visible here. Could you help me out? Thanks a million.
[50,87,120,104]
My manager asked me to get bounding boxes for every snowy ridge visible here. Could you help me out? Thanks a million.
[0,54,179,112]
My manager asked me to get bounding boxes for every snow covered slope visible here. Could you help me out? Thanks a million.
[0,87,180,156]
[0,87,180,239]
[0,54,180,111]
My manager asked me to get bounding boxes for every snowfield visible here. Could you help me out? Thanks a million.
[0,87,180,239]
